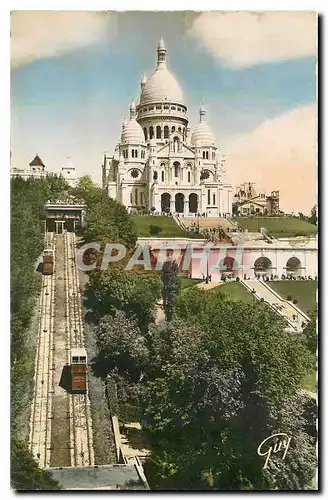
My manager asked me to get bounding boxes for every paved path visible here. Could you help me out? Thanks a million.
[196,281,223,291]
[242,280,306,332]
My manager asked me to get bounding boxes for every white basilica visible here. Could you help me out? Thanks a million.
[102,39,233,216]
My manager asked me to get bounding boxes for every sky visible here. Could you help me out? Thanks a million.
[10,11,317,213]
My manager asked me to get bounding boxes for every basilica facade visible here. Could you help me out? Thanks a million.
[102,40,233,216]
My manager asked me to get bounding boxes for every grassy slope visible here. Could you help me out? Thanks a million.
[131,215,201,238]
[211,281,255,303]
[235,217,317,238]
[268,280,317,315]
[179,277,203,290]
[213,281,317,392]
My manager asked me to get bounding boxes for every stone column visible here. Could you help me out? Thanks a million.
[184,199,189,216]
[170,197,175,214]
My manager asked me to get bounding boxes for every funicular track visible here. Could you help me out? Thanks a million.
[64,231,95,467]
[29,231,95,469]
[29,232,56,468]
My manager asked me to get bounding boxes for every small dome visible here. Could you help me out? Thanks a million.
[121,102,145,144]
[121,119,145,144]
[191,106,216,147]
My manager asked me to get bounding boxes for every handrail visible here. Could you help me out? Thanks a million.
[240,280,298,332]
[260,280,310,322]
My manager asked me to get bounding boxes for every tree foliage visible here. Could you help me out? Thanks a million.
[140,289,316,490]
[72,175,137,249]
[11,175,67,489]
[308,205,317,226]
[161,261,180,322]
[95,311,149,382]
[84,265,162,329]
[11,438,60,490]
[303,309,317,356]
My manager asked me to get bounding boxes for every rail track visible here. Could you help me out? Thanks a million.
[29,230,95,468]
[29,232,56,468]
[64,231,95,467]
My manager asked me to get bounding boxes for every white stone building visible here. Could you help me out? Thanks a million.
[10,153,77,187]
[10,154,47,180]
[60,157,78,187]
[102,39,233,216]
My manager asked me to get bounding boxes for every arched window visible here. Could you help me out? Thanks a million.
[212,152,215,160]
[164,126,169,139]
[206,151,209,160]
[174,162,180,177]
[149,126,154,139]
[143,128,148,140]
[161,171,164,182]
[156,126,162,139]
[207,189,211,205]
[135,149,138,158]
[135,188,138,204]
[178,127,181,133]
[213,193,216,205]
[171,126,175,133]
[203,151,206,159]
[188,171,191,183]
[131,149,134,158]
[130,192,132,203]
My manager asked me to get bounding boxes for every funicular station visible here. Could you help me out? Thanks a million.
[44,196,86,233]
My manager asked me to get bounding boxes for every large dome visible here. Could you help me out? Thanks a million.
[191,106,216,147]
[139,40,184,105]
[121,102,145,144]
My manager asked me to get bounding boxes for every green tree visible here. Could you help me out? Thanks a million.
[308,205,317,226]
[71,175,103,206]
[84,265,162,329]
[11,175,67,489]
[11,438,60,490]
[72,175,137,248]
[141,290,316,490]
[95,311,149,382]
[303,310,317,355]
[161,261,180,322]
[84,196,137,248]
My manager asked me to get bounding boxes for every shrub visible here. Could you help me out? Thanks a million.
[149,224,162,235]
[287,295,293,301]
[236,276,240,282]
[117,402,140,423]
[293,299,298,305]
[295,232,307,237]
[260,298,264,302]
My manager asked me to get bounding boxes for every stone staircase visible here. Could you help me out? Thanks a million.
[241,279,309,333]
